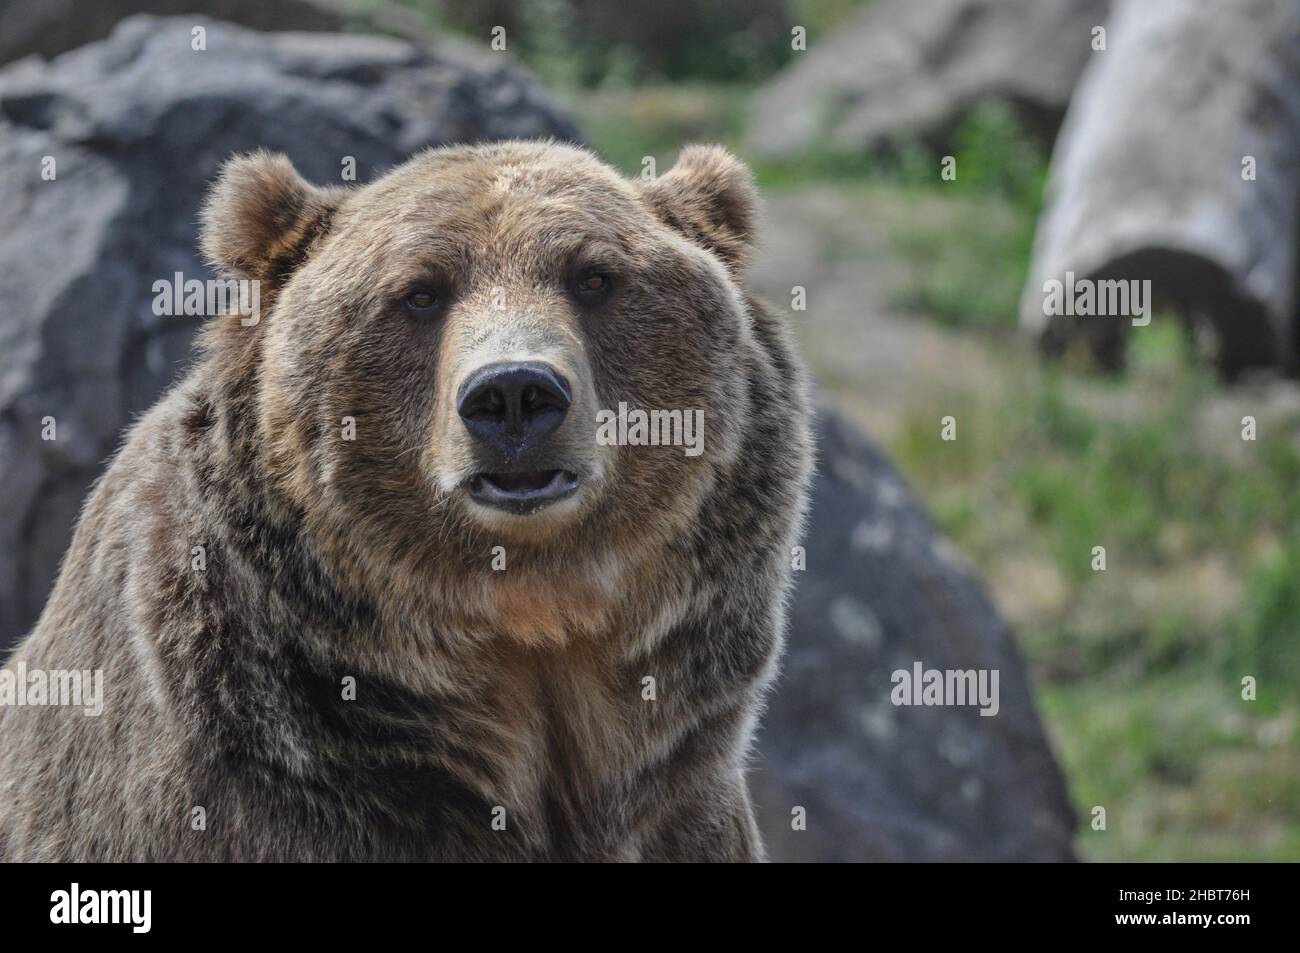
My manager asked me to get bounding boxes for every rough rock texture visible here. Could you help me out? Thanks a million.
[0,0,440,66]
[752,409,1076,861]
[747,0,1111,160]
[1021,0,1300,377]
[0,15,579,649]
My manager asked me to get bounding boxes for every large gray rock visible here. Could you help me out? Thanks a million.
[0,0,436,67]
[747,0,1110,160]
[753,409,1075,861]
[1020,0,1300,377]
[0,15,579,649]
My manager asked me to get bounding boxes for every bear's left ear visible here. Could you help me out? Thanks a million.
[638,145,757,275]
[199,150,347,285]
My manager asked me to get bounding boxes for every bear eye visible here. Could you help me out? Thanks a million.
[404,288,439,312]
[574,270,611,299]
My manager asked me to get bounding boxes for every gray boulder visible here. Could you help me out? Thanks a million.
[0,15,578,649]
[0,0,441,67]
[753,408,1076,861]
[747,0,1110,160]
[1020,0,1300,376]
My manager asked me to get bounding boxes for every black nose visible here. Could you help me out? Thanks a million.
[457,361,571,454]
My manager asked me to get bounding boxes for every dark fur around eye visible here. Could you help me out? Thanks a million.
[404,288,441,313]
[573,268,613,302]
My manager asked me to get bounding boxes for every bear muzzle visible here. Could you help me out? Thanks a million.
[457,360,584,514]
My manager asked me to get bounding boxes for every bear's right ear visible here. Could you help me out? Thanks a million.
[199,151,346,284]
[637,145,757,276]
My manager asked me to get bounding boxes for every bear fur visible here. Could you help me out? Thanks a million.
[0,141,812,861]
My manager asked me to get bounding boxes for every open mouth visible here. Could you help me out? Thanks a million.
[468,469,581,514]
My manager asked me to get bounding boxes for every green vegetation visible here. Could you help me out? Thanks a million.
[1044,675,1300,861]
[388,0,876,89]
[888,212,1300,861]
[887,104,1047,329]
[894,324,1300,859]
[574,84,753,176]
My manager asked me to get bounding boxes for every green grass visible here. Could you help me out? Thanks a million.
[893,323,1300,859]
[1231,542,1300,711]
[573,84,753,177]
[1043,676,1300,861]
[390,0,866,89]
[888,195,1034,329]
[865,92,1300,853]
[885,103,1048,328]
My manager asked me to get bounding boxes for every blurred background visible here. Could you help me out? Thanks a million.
[0,0,1297,860]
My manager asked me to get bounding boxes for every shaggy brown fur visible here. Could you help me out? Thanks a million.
[0,141,812,861]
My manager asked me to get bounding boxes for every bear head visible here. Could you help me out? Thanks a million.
[197,140,770,645]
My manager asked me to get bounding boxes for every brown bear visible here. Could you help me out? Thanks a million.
[0,141,812,861]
